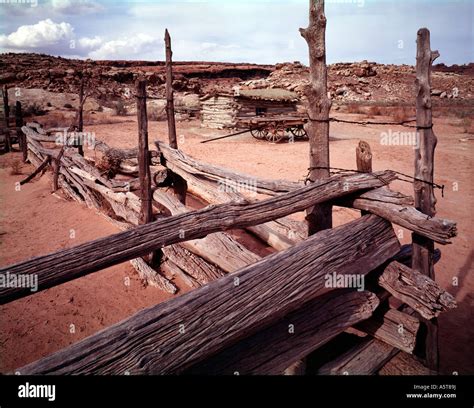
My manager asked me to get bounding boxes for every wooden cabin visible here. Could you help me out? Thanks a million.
[200,88,299,129]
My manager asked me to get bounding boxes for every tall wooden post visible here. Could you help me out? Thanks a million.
[413,27,439,371]
[15,101,26,162]
[77,75,85,156]
[164,29,187,203]
[300,0,332,235]
[3,85,11,152]
[165,29,177,149]
[136,79,153,225]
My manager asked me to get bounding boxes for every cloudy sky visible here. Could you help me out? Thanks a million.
[0,0,472,65]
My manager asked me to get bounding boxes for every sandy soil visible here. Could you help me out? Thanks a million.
[0,113,472,374]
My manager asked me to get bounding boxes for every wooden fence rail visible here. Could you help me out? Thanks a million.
[17,215,399,374]
[0,169,395,305]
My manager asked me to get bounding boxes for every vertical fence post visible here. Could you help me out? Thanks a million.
[3,85,10,152]
[165,29,177,149]
[77,75,85,156]
[164,29,187,203]
[300,0,332,235]
[413,27,440,371]
[15,101,26,162]
[136,79,153,225]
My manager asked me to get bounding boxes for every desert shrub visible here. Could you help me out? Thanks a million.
[149,106,167,121]
[392,106,413,123]
[64,103,73,109]
[460,118,472,133]
[368,105,382,116]
[23,102,46,117]
[113,100,127,116]
[10,158,22,175]
[346,103,364,114]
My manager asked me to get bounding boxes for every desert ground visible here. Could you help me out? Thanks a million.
[0,109,472,374]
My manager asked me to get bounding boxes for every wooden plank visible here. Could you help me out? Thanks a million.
[186,290,380,374]
[17,215,400,374]
[378,261,456,320]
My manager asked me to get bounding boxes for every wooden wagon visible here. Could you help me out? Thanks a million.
[238,115,308,143]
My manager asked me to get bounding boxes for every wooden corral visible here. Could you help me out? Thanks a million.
[0,3,459,376]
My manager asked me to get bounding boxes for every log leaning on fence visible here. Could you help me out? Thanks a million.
[157,141,301,195]
[153,189,261,274]
[158,141,456,244]
[1,170,396,304]
[378,261,456,320]
[18,214,400,374]
[186,290,380,374]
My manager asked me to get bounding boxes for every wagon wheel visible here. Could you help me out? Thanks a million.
[265,123,286,143]
[250,127,268,140]
[290,125,307,139]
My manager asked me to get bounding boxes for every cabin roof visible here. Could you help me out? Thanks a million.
[237,88,298,102]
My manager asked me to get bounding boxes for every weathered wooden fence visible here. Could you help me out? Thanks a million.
[0,2,457,375]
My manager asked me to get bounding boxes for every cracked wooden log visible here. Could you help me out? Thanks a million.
[355,308,420,354]
[378,261,456,320]
[17,214,400,374]
[153,189,260,274]
[157,141,300,195]
[157,143,307,250]
[0,171,395,304]
[104,215,177,294]
[161,244,224,286]
[342,195,456,244]
[186,290,380,375]
[317,336,399,375]
[129,258,177,294]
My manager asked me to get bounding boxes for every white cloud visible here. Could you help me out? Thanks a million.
[50,0,103,15]
[0,19,74,48]
[78,36,102,50]
[88,34,160,60]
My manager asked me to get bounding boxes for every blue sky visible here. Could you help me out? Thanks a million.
[0,0,472,65]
